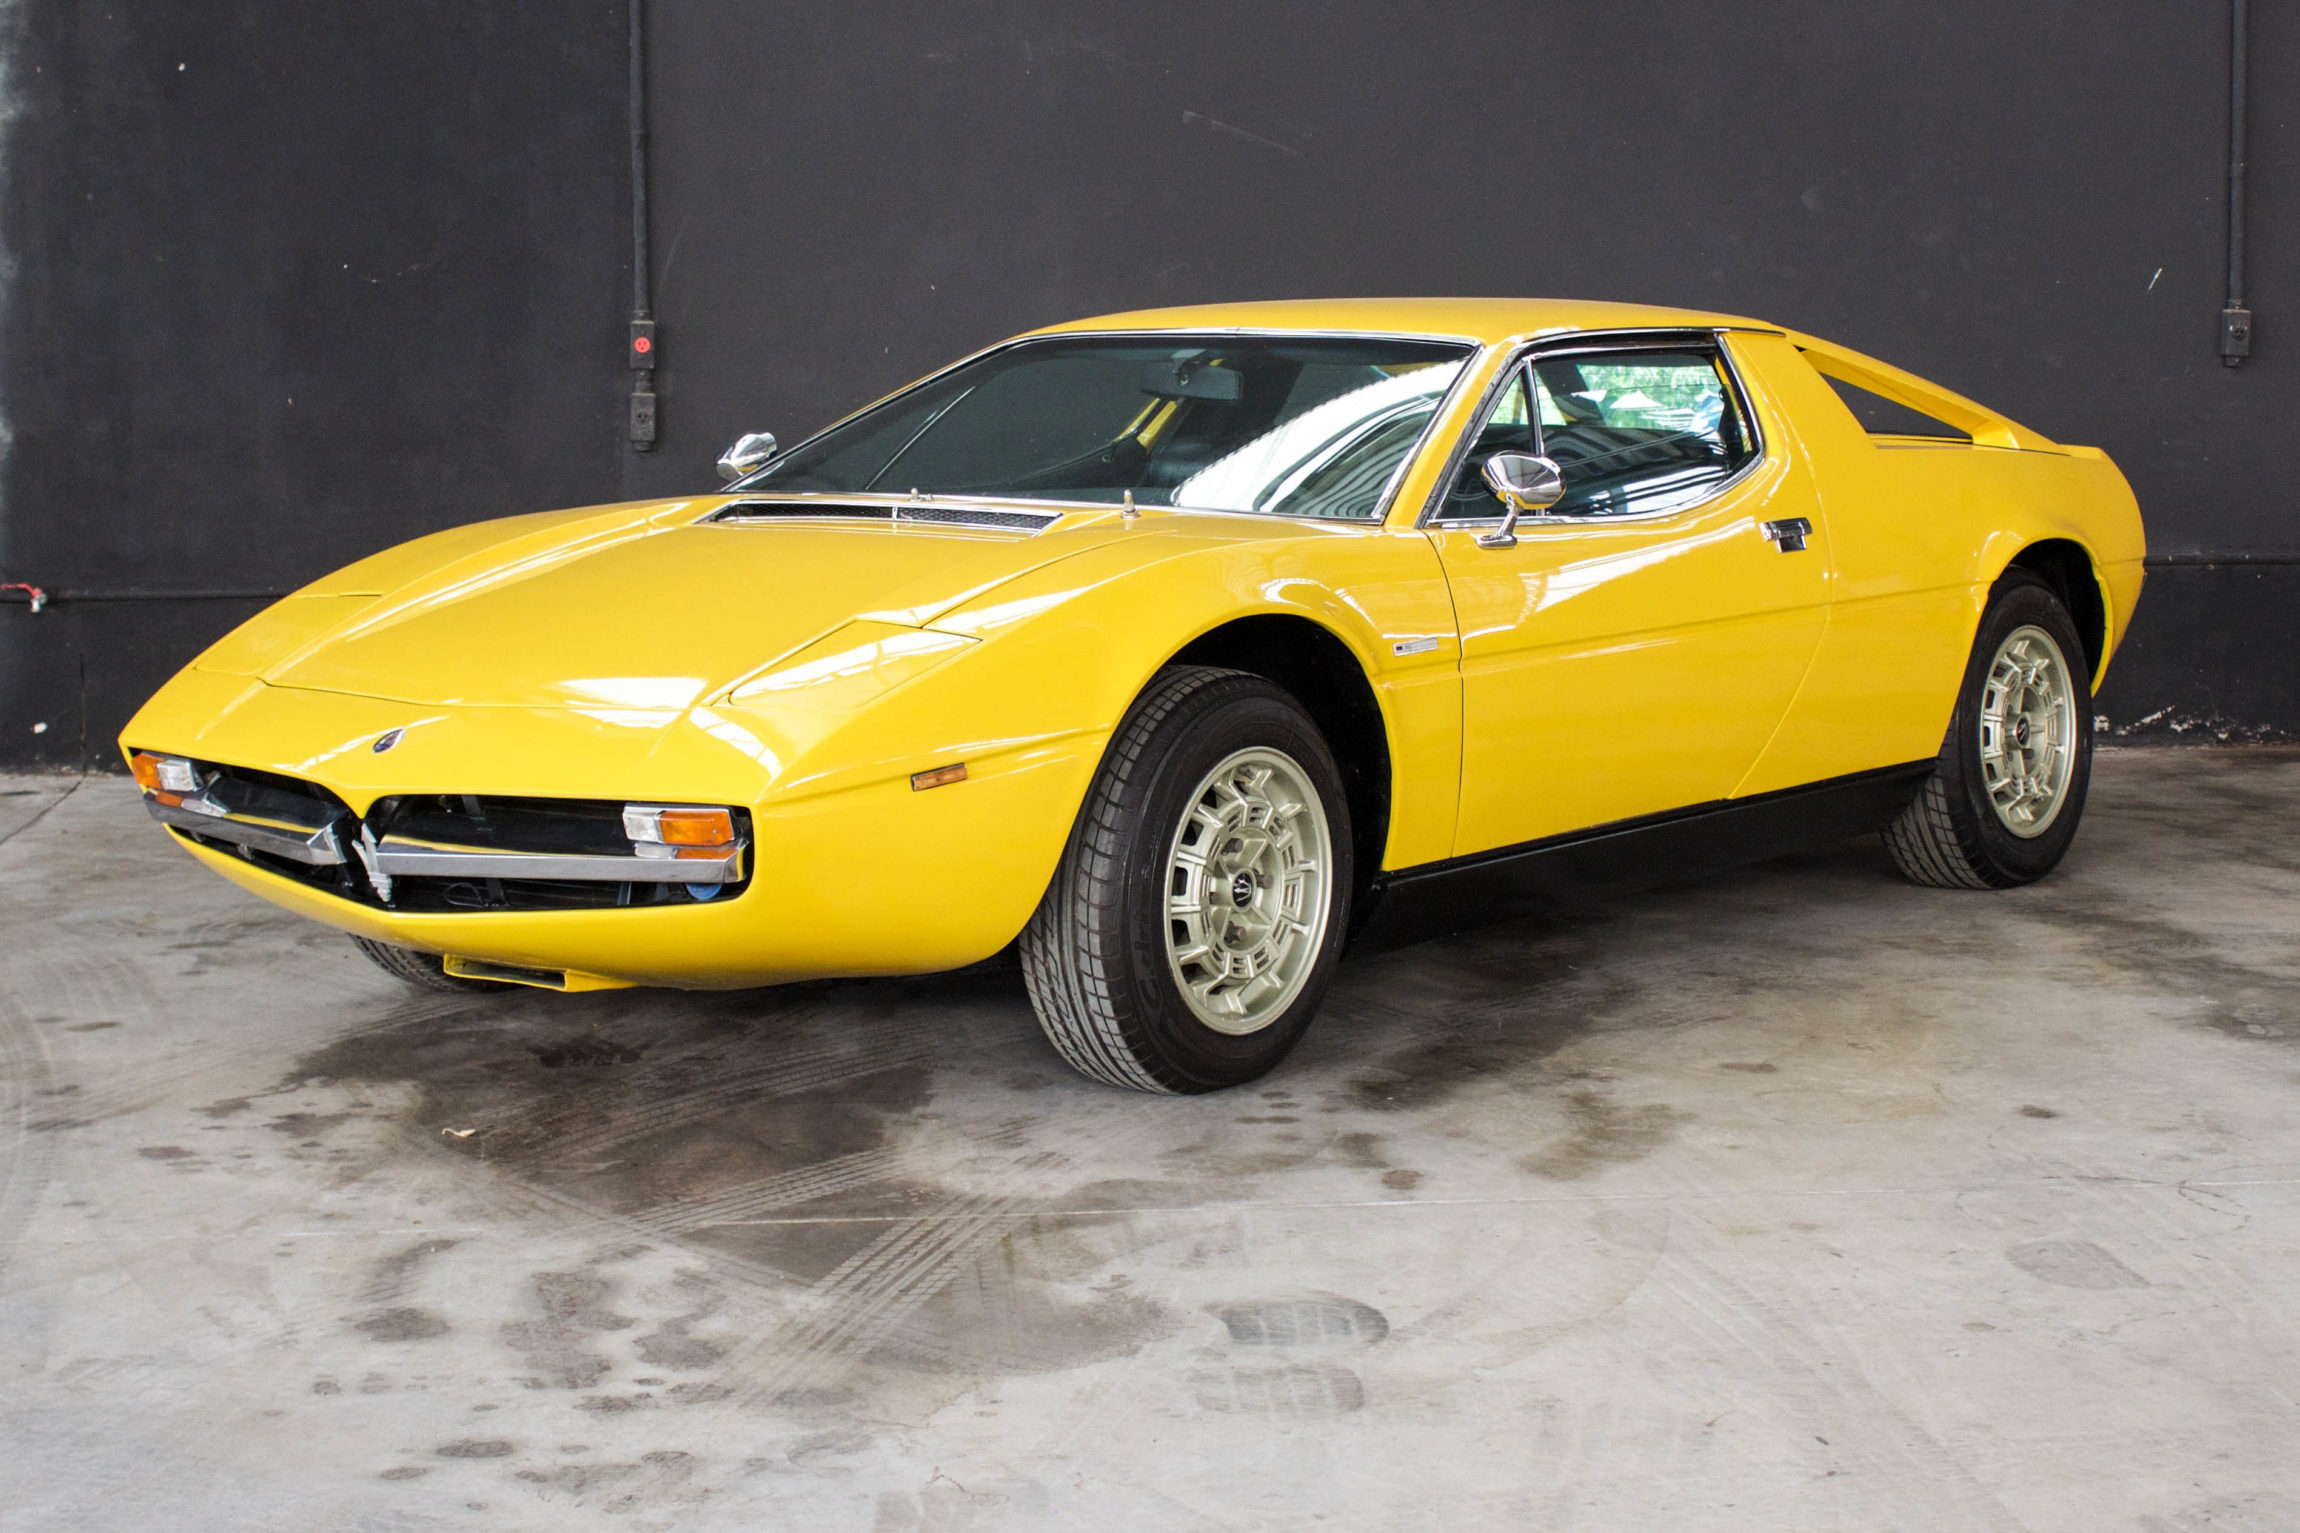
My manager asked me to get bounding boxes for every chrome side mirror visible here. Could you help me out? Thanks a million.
[716,431,780,483]
[1474,452,1566,548]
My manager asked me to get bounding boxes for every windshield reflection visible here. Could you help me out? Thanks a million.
[734,334,1474,523]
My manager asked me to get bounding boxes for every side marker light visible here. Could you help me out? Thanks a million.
[910,762,967,791]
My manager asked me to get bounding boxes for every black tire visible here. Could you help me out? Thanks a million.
[1020,666,1354,1093]
[1883,569,2094,889]
[349,936,510,993]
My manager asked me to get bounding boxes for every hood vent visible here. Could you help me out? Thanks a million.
[710,499,1061,533]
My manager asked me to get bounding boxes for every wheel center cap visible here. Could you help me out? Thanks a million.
[2014,716,2031,746]
[1230,873,1255,908]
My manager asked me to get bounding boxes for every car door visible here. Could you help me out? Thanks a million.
[1421,335,1833,855]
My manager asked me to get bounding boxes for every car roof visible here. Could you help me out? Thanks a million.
[1025,297,1777,346]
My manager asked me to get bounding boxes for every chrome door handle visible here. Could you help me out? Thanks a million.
[1762,517,1813,552]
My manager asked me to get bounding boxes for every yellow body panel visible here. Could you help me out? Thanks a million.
[1726,332,2145,794]
[121,299,2145,989]
[1430,439,1830,852]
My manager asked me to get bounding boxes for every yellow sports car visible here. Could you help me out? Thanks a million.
[122,299,2145,1091]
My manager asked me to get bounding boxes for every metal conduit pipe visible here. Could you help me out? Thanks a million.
[627,0,659,445]
[2221,0,2253,365]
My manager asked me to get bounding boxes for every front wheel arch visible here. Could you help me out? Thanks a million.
[1166,614,1391,920]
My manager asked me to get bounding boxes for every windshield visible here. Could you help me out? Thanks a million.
[732,334,1476,522]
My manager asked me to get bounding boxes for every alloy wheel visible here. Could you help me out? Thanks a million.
[1978,623,2078,838]
[1162,747,1334,1035]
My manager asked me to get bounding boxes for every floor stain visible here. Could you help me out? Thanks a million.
[1521,1090,1692,1180]
[512,1449,698,1514]
[354,1306,451,1342]
[501,1271,636,1389]
[267,1111,353,1138]
[634,1300,730,1372]
[535,1035,645,1069]
[2006,1238,2150,1290]
[2139,1490,2300,1533]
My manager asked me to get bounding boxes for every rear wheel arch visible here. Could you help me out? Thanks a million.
[1165,614,1392,910]
[2003,539,2108,687]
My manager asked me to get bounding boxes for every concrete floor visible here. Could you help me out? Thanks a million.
[2,749,2297,1532]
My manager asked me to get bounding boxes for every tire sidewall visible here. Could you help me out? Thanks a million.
[1114,681,1353,1091]
[1942,574,2094,882]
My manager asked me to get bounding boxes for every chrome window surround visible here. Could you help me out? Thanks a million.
[719,327,1489,531]
[1416,327,1779,531]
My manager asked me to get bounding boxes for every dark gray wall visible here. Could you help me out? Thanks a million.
[3,1,2292,768]
[0,3,629,766]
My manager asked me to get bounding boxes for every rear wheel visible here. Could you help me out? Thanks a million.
[1883,570,2093,889]
[1021,666,1352,1093]
[350,936,509,993]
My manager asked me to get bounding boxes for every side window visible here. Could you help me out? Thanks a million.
[1809,367,1971,441]
[1442,346,1757,519]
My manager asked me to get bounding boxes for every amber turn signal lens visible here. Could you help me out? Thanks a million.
[622,804,735,848]
[130,751,200,796]
[656,808,734,847]
[910,762,967,791]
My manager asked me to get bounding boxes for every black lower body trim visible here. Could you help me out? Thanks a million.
[1351,761,1933,952]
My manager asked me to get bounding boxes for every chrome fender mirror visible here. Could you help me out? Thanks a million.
[716,431,780,483]
[1475,452,1565,548]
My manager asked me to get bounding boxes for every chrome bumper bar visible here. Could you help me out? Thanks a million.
[152,797,743,886]
[368,835,745,885]
[148,797,347,866]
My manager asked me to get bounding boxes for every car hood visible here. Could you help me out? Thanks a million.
[238,500,1120,709]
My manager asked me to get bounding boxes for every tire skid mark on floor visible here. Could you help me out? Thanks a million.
[2017,1148,2300,1387]
[626,1147,906,1235]
[0,950,164,1127]
[5,955,491,1130]
[474,1147,827,1310]
[1039,1252,1203,1463]
[440,995,838,1136]
[0,1000,60,1277]
[1637,1240,2029,1532]
[725,1195,1025,1407]
[721,1110,1172,1408]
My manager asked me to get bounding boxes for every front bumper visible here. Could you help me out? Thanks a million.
[122,672,1104,988]
[141,765,749,915]
[146,792,745,888]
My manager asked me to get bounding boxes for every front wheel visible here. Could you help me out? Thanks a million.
[1883,569,2093,889]
[1021,667,1353,1093]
